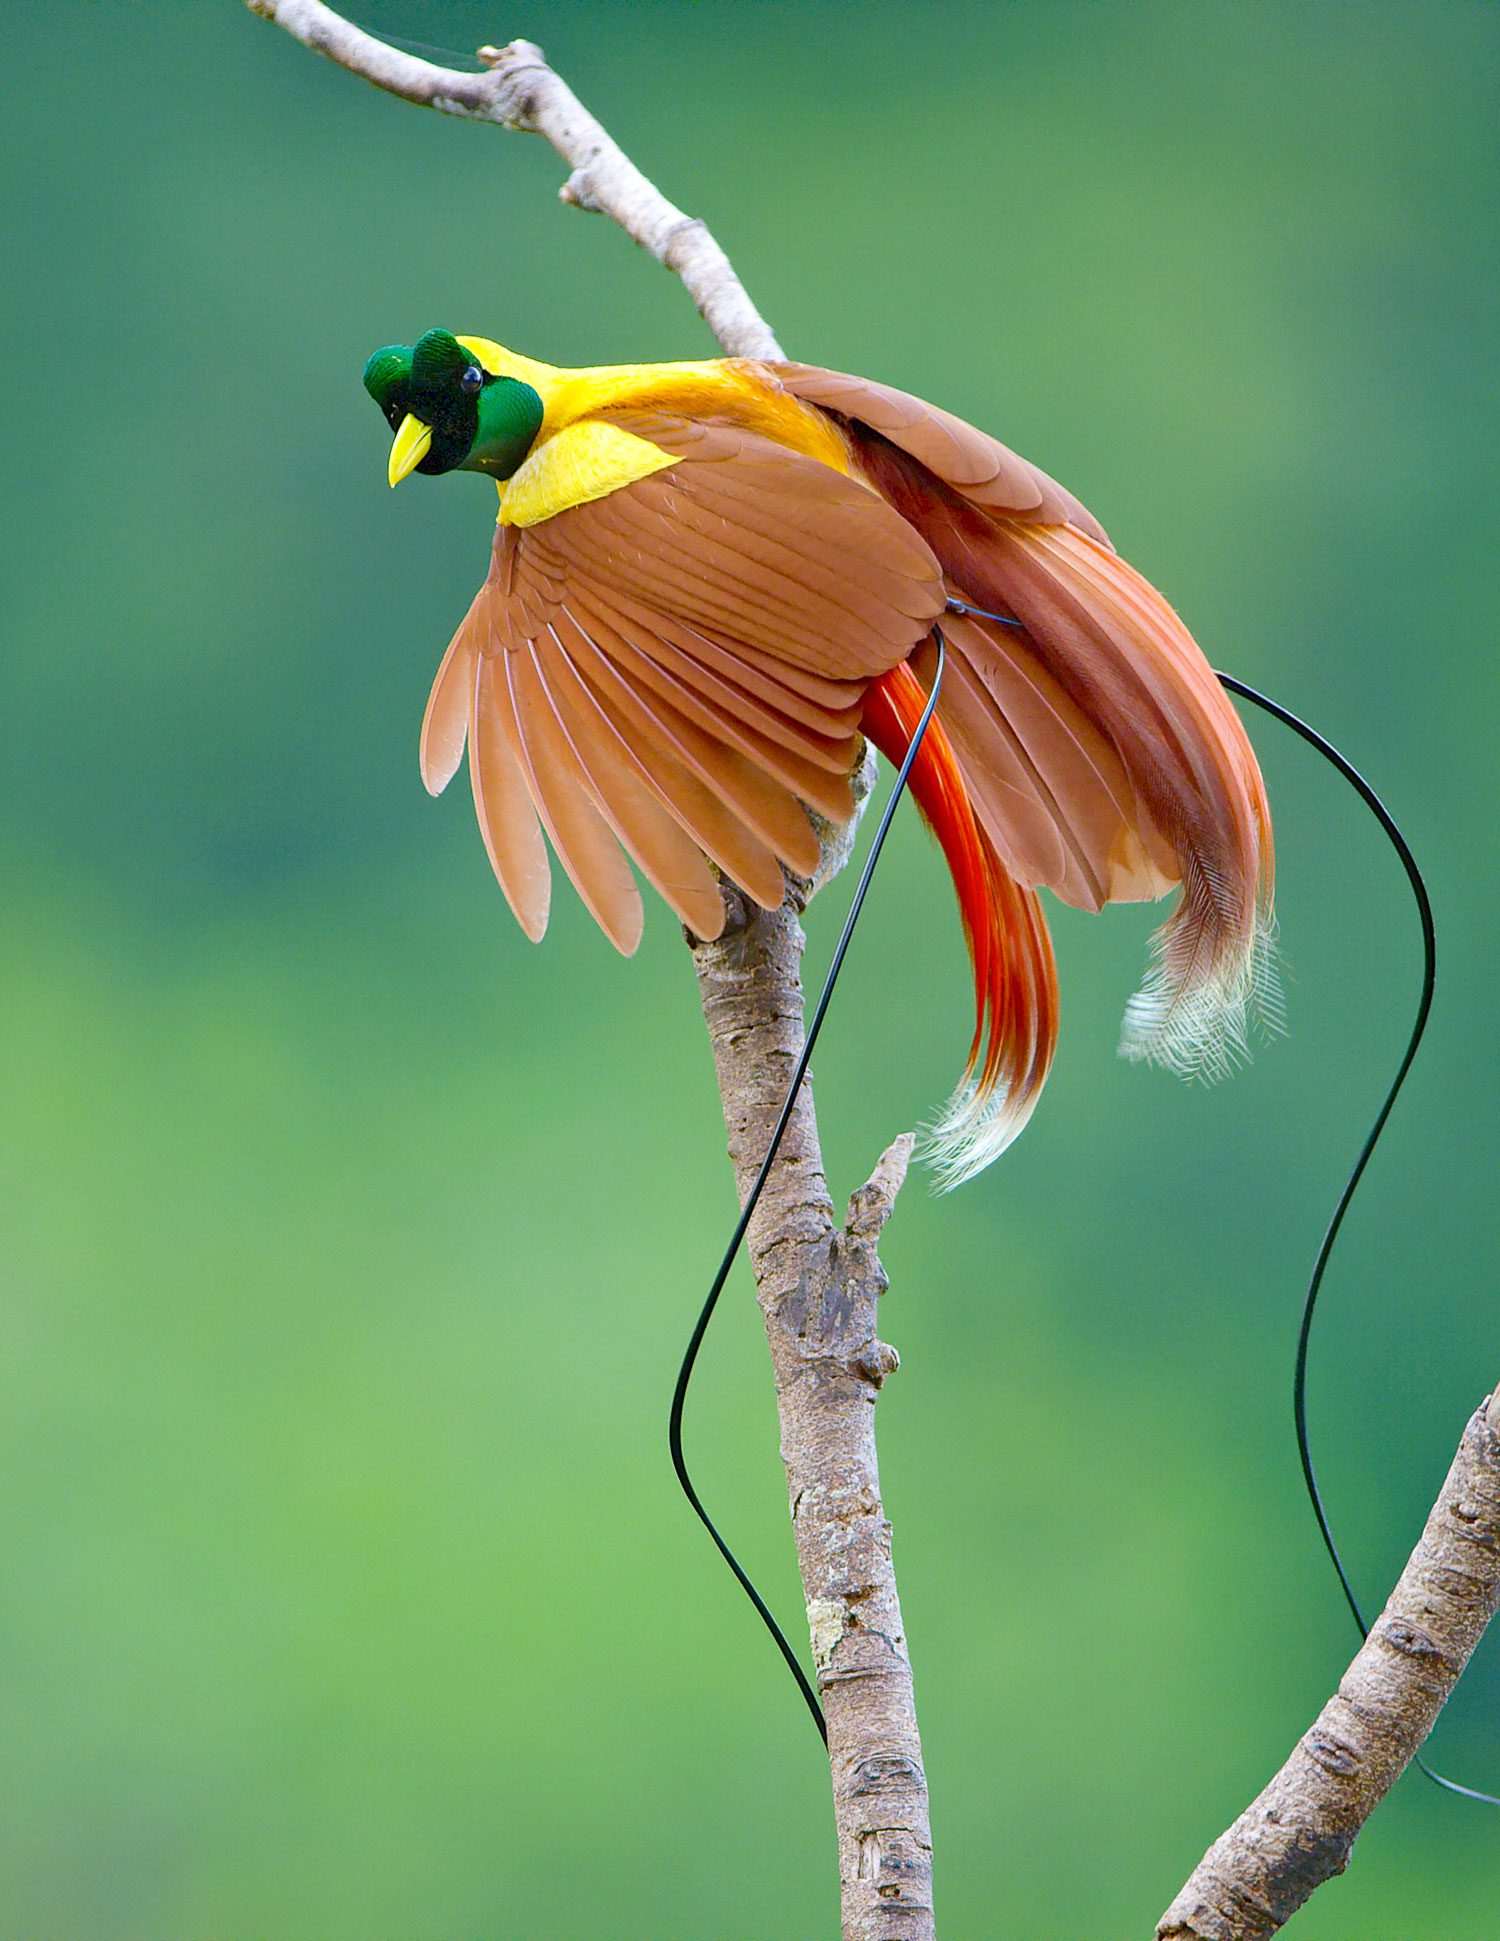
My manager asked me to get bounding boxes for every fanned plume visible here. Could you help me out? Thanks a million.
[779,361,1278,1102]
[994,524,1279,1081]
[862,662,1059,1187]
[399,344,1278,1183]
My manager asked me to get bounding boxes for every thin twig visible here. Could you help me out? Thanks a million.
[1159,1385,1500,1939]
[246,1,781,358]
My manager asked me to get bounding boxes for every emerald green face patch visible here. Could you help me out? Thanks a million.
[363,330,542,480]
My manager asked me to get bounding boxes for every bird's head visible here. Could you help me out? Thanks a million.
[363,329,544,487]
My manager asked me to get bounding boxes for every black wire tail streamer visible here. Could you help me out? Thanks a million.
[1216,672,1497,1806]
[670,604,1494,1800]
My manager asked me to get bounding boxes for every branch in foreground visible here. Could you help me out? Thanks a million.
[1159,1386,1500,1939]
[246,0,782,359]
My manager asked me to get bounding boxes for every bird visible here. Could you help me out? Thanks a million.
[363,329,1277,1186]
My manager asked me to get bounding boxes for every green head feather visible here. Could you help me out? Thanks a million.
[363,329,544,481]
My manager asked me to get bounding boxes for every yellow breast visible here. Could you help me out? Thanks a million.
[498,420,675,529]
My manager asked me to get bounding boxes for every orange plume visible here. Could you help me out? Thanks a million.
[399,344,1277,1182]
[862,660,1059,1187]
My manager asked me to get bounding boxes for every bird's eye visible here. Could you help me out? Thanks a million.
[459,364,484,395]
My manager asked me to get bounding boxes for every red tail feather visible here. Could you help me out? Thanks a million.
[863,660,1059,1186]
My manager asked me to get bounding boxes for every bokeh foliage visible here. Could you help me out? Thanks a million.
[2,2,1497,1933]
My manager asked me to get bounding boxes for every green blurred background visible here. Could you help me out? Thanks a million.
[3,2,1497,1933]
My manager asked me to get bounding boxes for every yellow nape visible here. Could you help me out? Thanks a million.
[499,420,674,528]
[455,337,564,402]
[454,336,851,476]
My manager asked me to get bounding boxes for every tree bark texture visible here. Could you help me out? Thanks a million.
[1158,1386,1500,1940]
[690,889,933,1941]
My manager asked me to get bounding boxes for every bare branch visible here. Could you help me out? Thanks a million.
[1159,1386,1500,1940]
[690,898,931,1939]
[246,1,781,357]
[251,9,924,1934]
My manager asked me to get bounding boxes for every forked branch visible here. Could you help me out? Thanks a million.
[248,9,1500,1938]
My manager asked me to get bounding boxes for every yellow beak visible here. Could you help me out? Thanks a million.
[388,413,433,488]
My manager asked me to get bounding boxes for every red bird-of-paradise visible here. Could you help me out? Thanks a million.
[364,330,1277,1185]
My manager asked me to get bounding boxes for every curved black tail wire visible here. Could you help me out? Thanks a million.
[673,599,1494,1801]
[1216,672,1497,1806]
[956,596,1490,1799]
[668,632,948,1745]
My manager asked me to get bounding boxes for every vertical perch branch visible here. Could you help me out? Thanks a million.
[248,7,931,1935]
[691,888,933,1938]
